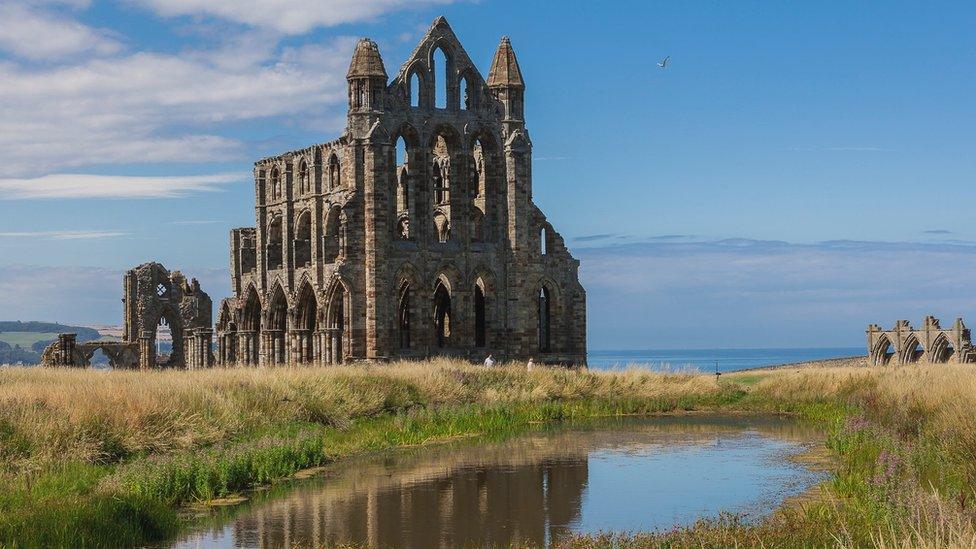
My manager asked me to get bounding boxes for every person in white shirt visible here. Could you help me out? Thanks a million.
[484,354,495,367]
[526,358,534,371]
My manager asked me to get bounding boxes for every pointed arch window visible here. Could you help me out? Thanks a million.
[538,286,551,353]
[298,160,310,195]
[328,154,341,191]
[474,283,486,348]
[434,281,452,348]
[433,47,448,109]
[409,71,421,107]
[398,284,412,349]
[293,211,312,268]
[267,215,283,270]
[270,168,281,200]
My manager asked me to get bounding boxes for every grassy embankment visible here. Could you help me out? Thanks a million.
[1,360,975,547]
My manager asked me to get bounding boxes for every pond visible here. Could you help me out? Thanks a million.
[174,415,825,548]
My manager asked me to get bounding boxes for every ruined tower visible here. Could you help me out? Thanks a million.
[216,17,586,365]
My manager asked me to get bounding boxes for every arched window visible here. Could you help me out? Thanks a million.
[409,71,421,108]
[459,75,469,110]
[398,283,411,349]
[538,286,551,353]
[474,283,486,348]
[293,211,311,267]
[433,211,450,243]
[433,47,448,109]
[267,216,283,270]
[295,283,317,363]
[328,154,341,191]
[471,207,485,243]
[434,281,451,348]
[270,168,281,200]
[327,285,345,364]
[540,226,548,256]
[432,135,450,204]
[323,206,341,263]
[268,286,287,365]
[298,160,310,195]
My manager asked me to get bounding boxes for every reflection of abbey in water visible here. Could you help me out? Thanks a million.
[220,447,588,548]
[215,16,587,366]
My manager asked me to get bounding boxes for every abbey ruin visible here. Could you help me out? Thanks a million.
[866,316,976,365]
[42,262,213,368]
[214,18,587,366]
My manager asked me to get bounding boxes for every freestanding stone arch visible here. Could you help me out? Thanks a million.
[866,316,975,365]
[43,262,213,369]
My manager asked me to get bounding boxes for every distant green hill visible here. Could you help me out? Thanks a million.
[0,322,102,365]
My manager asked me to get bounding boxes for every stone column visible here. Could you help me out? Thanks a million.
[58,333,77,366]
[197,329,213,368]
[138,331,156,370]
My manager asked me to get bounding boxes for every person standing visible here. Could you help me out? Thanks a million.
[484,354,495,367]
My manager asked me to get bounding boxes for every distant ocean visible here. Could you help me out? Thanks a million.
[587,348,863,373]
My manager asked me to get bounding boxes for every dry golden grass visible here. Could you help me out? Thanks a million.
[0,360,719,475]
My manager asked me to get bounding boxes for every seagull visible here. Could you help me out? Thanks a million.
[657,56,670,69]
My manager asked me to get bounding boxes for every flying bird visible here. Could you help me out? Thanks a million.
[657,56,670,69]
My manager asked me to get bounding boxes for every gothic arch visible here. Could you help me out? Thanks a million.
[293,209,312,268]
[929,333,955,363]
[899,334,923,364]
[324,277,352,363]
[327,152,342,191]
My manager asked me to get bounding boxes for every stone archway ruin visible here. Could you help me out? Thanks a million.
[866,316,976,366]
[42,262,213,369]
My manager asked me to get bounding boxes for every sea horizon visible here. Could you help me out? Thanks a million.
[587,347,864,373]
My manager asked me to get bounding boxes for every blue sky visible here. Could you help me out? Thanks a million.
[1,1,974,349]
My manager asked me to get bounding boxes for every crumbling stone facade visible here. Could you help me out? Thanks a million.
[42,262,213,369]
[216,17,586,366]
[866,316,976,365]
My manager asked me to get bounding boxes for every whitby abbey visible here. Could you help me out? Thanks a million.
[212,18,587,366]
[43,18,587,369]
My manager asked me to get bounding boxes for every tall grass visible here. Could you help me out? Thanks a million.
[2,360,976,547]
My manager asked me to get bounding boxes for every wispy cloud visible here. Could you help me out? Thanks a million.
[924,229,953,235]
[0,173,245,199]
[574,233,619,242]
[0,2,122,61]
[578,237,976,348]
[131,0,459,35]
[0,231,127,240]
[535,156,574,161]
[0,265,230,325]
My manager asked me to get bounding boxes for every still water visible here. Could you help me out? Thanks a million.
[175,416,824,548]
[587,347,863,372]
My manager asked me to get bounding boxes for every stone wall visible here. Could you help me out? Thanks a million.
[217,17,587,366]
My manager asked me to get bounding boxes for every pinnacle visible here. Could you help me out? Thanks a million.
[346,37,387,79]
[487,35,524,88]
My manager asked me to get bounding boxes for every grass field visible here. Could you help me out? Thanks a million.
[0,332,60,349]
[1,360,975,547]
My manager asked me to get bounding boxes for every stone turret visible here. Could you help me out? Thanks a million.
[347,38,387,115]
[488,36,525,123]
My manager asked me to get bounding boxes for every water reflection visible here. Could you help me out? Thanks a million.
[176,416,823,548]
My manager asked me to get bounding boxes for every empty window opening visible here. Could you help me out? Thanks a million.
[433,47,448,109]
[475,284,486,348]
[434,282,452,348]
[538,286,551,353]
[398,285,411,349]
[409,72,420,107]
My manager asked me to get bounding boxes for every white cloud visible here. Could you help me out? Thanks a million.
[0,231,127,240]
[0,35,357,177]
[0,265,231,325]
[0,2,122,61]
[0,173,245,199]
[577,239,976,348]
[133,0,457,35]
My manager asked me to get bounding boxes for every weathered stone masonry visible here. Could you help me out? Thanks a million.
[866,316,976,365]
[42,262,213,368]
[216,17,587,366]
